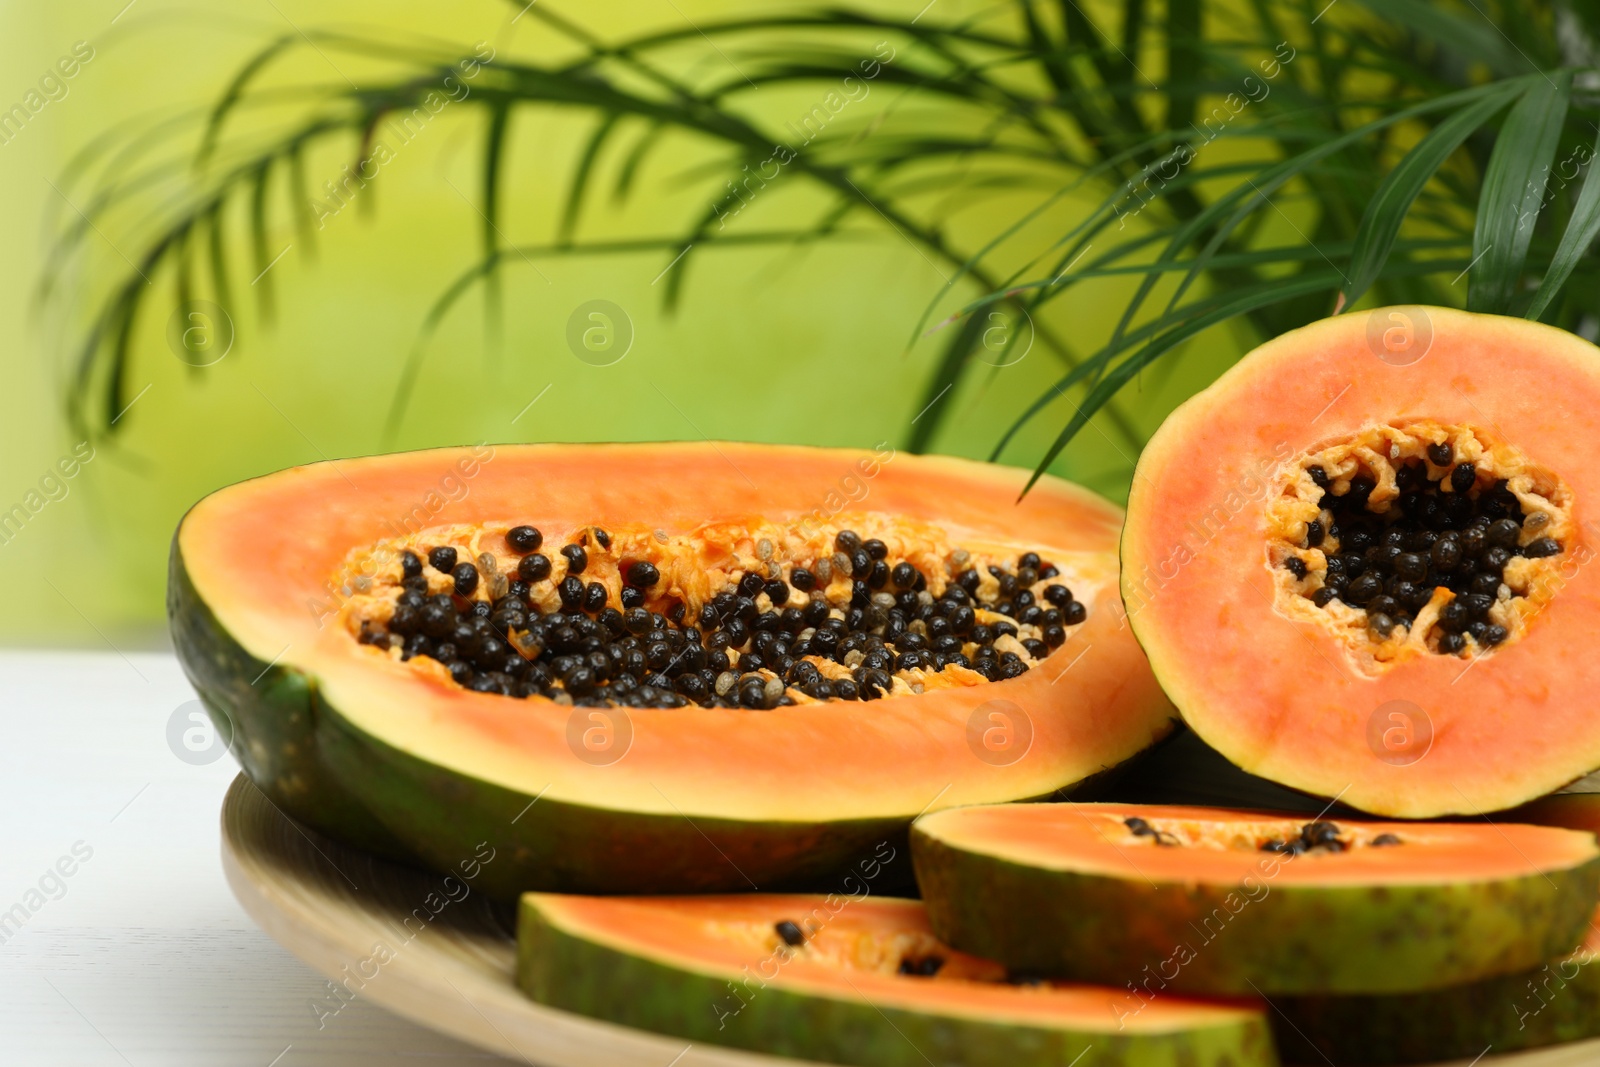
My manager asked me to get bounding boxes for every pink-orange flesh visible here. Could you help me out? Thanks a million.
[1124,308,1600,816]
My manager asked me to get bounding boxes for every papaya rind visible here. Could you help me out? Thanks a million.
[514,894,1280,1067]
[1270,948,1600,1064]
[168,533,412,859]
[910,819,1600,996]
[313,696,1179,900]
[1271,793,1600,1062]
[314,698,913,899]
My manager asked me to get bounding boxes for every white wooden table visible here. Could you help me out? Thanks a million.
[12,650,1598,1067]
[0,649,515,1066]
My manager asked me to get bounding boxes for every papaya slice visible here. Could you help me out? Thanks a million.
[169,442,1175,896]
[911,801,1600,995]
[515,891,1278,1067]
[1274,793,1600,1064]
[1121,307,1600,816]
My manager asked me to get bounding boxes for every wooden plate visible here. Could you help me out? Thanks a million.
[220,773,808,1067]
[220,772,1600,1067]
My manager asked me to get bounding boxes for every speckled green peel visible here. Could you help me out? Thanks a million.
[168,536,411,859]
[313,701,916,900]
[1271,794,1600,1063]
[1271,943,1600,1064]
[515,895,1280,1067]
[911,816,1600,996]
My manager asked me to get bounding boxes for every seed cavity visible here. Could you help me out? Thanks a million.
[1124,816,1179,846]
[342,518,1088,707]
[1104,817,1408,856]
[1261,821,1347,856]
[1257,821,1401,855]
[1268,423,1573,664]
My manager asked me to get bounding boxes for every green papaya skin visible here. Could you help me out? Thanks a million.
[168,535,413,860]
[1271,942,1600,1064]
[313,699,916,900]
[1273,795,1600,1062]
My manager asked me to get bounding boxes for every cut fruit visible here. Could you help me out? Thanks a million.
[1274,794,1600,1064]
[169,442,1176,897]
[515,892,1278,1067]
[911,802,1600,995]
[1121,307,1600,817]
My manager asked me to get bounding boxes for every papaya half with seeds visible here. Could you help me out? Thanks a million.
[1273,793,1600,1064]
[911,802,1600,996]
[516,892,1278,1067]
[1122,306,1600,817]
[169,442,1176,898]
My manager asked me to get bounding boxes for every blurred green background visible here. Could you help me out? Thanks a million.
[0,0,1250,645]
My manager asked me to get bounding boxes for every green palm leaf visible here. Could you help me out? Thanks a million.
[1526,123,1600,320]
[38,0,1600,501]
[1469,71,1572,314]
[1340,83,1524,310]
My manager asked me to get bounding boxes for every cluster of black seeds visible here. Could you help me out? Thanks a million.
[1123,816,1179,846]
[1261,820,1345,855]
[770,918,945,978]
[1290,448,1560,651]
[1120,816,1404,855]
[359,527,1088,707]
[1258,821,1401,856]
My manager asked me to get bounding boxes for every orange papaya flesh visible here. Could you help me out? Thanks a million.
[169,443,1176,895]
[1122,307,1600,817]
[911,801,1600,996]
[1274,793,1600,1064]
[516,892,1277,1067]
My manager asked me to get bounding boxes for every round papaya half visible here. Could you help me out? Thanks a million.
[169,442,1175,897]
[1274,793,1600,1064]
[1122,307,1600,817]
[515,892,1277,1067]
[910,801,1600,996]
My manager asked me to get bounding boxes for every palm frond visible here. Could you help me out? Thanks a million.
[41,0,1600,498]
[1469,72,1572,313]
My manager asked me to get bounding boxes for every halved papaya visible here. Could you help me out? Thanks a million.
[1122,307,1600,817]
[1274,793,1600,1064]
[911,801,1600,995]
[515,892,1277,1066]
[169,442,1175,896]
